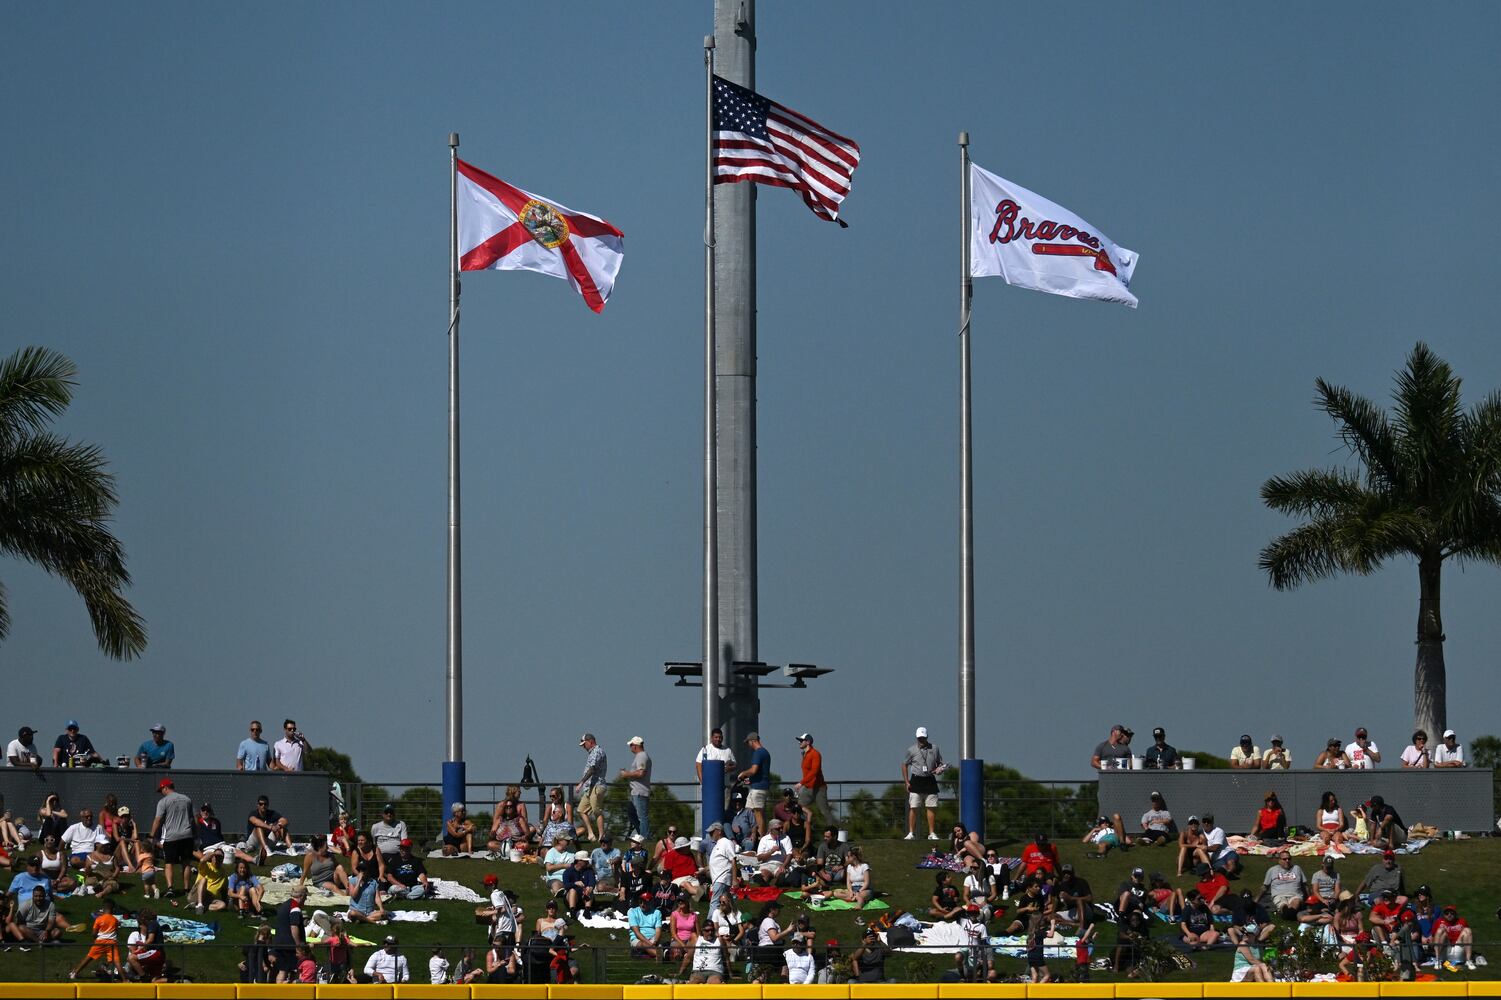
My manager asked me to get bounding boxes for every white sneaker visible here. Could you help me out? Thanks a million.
[903,833,915,841]
[927,832,941,841]
[1467,960,1477,970]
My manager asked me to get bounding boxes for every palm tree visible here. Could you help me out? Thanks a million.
[1259,343,1501,736]
[0,346,146,658]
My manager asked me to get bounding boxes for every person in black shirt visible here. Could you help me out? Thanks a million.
[1116,867,1149,915]
[929,871,962,920]
[51,722,103,767]
[1180,894,1219,950]
[1142,728,1180,769]
[1232,889,1273,942]
[851,926,891,982]
[386,841,431,899]
[1367,796,1408,850]
[271,887,306,984]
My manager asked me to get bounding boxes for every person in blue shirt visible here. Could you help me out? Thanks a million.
[627,891,665,960]
[737,732,772,838]
[236,721,271,771]
[7,855,53,900]
[136,725,175,769]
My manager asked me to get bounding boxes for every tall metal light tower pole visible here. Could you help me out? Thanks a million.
[711,0,759,752]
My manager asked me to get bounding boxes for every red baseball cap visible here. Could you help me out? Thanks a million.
[399,838,413,848]
[157,778,174,790]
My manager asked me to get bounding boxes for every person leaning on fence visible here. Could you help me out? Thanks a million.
[1143,727,1180,769]
[903,726,944,840]
[1433,729,1466,767]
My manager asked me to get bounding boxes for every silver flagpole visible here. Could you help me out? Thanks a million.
[957,131,982,837]
[701,36,723,832]
[444,132,465,815]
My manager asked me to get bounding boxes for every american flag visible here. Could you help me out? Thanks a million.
[712,75,861,225]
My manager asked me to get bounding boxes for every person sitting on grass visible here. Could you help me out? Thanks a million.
[1262,850,1308,919]
[950,824,988,866]
[561,851,597,917]
[385,838,432,899]
[1176,815,1210,876]
[1434,903,1476,971]
[1366,796,1408,851]
[1250,792,1288,842]
[1314,791,1349,852]
[1367,889,1405,945]
[228,860,265,917]
[541,835,574,894]
[1194,863,1234,916]
[301,835,349,895]
[1179,891,1220,950]
[1338,930,1382,979]
[832,845,873,908]
[627,891,665,960]
[929,870,964,920]
[190,847,232,913]
[68,897,121,981]
[666,895,699,965]
[346,868,388,924]
[331,810,357,855]
[442,804,476,856]
[1148,871,1179,919]
[1138,791,1174,845]
[1228,921,1273,982]
[1020,831,1060,877]
[126,907,166,983]
[486,786,531,852]
[10,884,66,944]
[1082,814,1129,857]
[246,796,291,861]
[1231,889,1274,942]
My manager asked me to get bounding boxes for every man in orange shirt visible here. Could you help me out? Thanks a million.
[69,897,121,981]
[794,734,831,825]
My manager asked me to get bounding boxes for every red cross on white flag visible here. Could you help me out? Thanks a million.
[456,159,624,313]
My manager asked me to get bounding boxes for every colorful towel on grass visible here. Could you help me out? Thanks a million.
[782,892,890,912]
[914,852,1021,872]
[118,915,217,944]
[1227,835,1431,859]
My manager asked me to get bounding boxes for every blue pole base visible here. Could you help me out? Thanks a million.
[701,765,725,838]
[442,760,466,824]
[960,758,985,841]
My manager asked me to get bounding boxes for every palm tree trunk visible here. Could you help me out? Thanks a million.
[1413,555,1446,737]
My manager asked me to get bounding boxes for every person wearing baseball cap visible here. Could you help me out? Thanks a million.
[1230,734,1262,769]
[150,776,195,897]
[575,733,608,844]
[1434,729,1466,768]
[1090,724,1132,771]
[1262,735,1292,770]
[1346,727,1381,769]
[363,934,409,984]
[737,732,771,839]
[51,719,102,768]
[903,726,944,840]
[794,733,831,825]
[135,724,175,769]
[386,839,431,899]
[6,726,42,769]
[618,736,652,841]
[627,889,666,961]
[1143,727,1180,769]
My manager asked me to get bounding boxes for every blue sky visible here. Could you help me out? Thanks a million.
[3,2,1498,788]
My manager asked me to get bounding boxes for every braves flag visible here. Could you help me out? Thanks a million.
[456,159,624,313]
[969,162,1138,308]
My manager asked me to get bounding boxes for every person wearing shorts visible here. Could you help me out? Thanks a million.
[738,732,773,839]
[903,727,944,841]
[575,733,608,843]
[150,778,195,897]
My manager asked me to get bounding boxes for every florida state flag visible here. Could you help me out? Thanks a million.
[969,163,1138,308]
[456,159,624,313]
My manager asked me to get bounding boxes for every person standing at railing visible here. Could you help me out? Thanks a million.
[903,727,944,841]
[272,719,309,772]
[575,733,608,844]
[794,733,831,825]
[619,736,652,840]
[738,732,772,839]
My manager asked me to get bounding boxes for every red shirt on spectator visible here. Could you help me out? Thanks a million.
[1020,841,1059,876]
[662,849,697,881]
[1369,900,1403,927]
[1196,872,1230,907]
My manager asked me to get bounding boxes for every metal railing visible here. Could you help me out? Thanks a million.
[342,777,1099,846]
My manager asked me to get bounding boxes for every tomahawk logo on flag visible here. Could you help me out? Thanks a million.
[969,163,1138,308]
[712,75,861,225]
[456,159,624,313]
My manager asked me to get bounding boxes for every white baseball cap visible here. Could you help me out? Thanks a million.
[627,736,644,746]
[915,726,928,738]
[1442,729,1456,739]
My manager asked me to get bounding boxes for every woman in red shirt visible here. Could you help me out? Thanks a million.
[1250,792,1286,841]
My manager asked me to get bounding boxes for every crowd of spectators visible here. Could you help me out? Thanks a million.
[1091,723,1470,771]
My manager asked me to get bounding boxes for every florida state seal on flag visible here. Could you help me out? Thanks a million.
[969,162,1138,308]
[456,159,624,313]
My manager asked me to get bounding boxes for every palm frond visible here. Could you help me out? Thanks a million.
[1259,518,1369,590]
[1314,380,1400,490]
[1260,468,1371,518]
[0,346,75,444]
[0,580,8,642]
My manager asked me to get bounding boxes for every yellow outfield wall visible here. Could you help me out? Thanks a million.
[0,983,1497,999]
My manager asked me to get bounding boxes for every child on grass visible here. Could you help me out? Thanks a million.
[68,898,121,981]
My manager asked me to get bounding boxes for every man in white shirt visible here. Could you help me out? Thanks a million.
[1433,729,1466,767]
[272,720,309,771]
[61,809,109,870]
[364,935,410,983]
[754,819,793,883]
[1229,735,1261,769]
[6,726,42,769]
[705,821,739,910]
[782,934,816,984]
[696,728,737,811]
[1201,813,1242,877]
[1346,727,1381,769]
